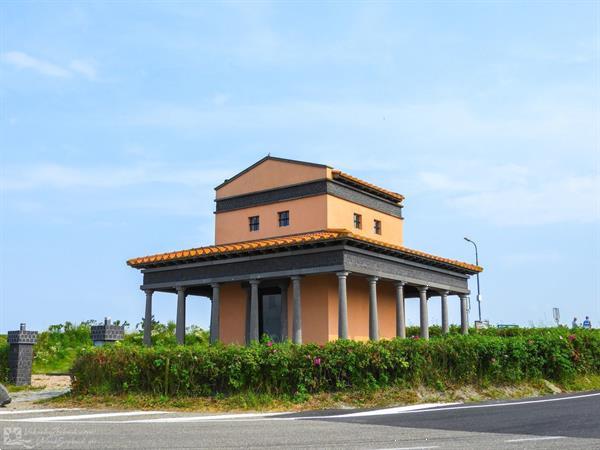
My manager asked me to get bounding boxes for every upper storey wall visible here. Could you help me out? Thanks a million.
[326,195,403,246]
[215,195,328,245]
[216,159,331,199]
[214,156,404,246]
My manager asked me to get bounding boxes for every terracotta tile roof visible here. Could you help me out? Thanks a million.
[332,170,404,202]
[127,229,482,273]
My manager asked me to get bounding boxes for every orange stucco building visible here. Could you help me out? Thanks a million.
[128,156,482,346]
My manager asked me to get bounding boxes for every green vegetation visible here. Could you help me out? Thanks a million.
[48,374,600,412]
[71,329,600,399]
[0,335,8,382]
[0,320,209,382]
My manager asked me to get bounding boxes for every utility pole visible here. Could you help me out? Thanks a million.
[464,237,482,322]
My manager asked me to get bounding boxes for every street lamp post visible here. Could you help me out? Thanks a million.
[464,237,482,322]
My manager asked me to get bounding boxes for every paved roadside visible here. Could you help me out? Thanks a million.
[0,391,598,449]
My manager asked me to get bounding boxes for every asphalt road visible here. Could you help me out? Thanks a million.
[0,391,598,449]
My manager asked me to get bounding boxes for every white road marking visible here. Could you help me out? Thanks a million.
[374,447,439,450]
[4,392,595,424]
[117,404,457,423]
[379,392,600,415]
[505,436,565,443]
[123,412,286,423]
[15,411,171,422]
[0,408,79,416]
[336,403,461,418]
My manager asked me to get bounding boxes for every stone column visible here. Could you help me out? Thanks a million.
[91,317,124,346]
[337,272,349,339]
[210,283,220,344]
[176,286,187,345]
[395,281,406,338]
[418,286,429,339]
[441,290,449,335]
[143,289,153,347]
[249,280,260,343]
[368,277,379,341]
[7,323,37,386]
[460,294,469,335]
[291,276,302,344]
[279,280,289,341]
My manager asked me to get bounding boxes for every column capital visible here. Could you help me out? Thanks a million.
[459,293,469,299]
[249,279,260,286]
[439,290,450,296]
[395,281,406,288]
[336,271,350,278]
[417,285,429,293]
[176,285,186,294]
[368,276,379,283]
[144,288,154,295]
[290,275,302,282]
[210,282,220,289]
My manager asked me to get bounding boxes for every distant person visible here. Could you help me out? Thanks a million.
[572,317,578,328]
[582,316,592,329]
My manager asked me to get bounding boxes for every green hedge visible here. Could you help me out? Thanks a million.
[71,329,600,397]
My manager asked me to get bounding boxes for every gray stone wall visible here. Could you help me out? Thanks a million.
[7,324,38,386]
[91,318,124,345]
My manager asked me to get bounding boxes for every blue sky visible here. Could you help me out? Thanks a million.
[1,1,598,333]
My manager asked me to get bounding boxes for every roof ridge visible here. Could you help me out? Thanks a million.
[215,155,331,190]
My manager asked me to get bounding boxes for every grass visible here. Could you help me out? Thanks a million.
[5,384,46,393]
[43,375,600,412]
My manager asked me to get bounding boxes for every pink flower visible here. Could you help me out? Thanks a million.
[266,341,273,347]
[568,334,576,342]
[313,357,322,366]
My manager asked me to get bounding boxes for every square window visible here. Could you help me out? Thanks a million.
[353,213,362,229]
[249,215,260,231]
[278,210,290,227]
[374,219,382,235]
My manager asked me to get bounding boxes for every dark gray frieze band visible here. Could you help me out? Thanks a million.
[215,179,403,218]
[343,251,469,292]
[142,247,469,294]
[143,250,345,286]
[136,237,476,277]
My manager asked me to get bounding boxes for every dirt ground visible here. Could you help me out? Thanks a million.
[31,374,71,390]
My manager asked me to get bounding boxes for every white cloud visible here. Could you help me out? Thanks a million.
[0,163,230,191]
[1,51,98,80]
[419,166,600,226]
[127,99,597,151]
[212,93,230,107]
[69,59,97,80]
[1,51,70,77]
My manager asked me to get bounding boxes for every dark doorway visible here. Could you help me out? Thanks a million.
[259,291,282,342]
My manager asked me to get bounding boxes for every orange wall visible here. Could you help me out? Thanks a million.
[326,195,403,246]
[326,274,397,341]
[216,159,330,199]
[215,195,328,245]
[215,193,403,246]
[219,282,247,344]
[295,274,331,344]
[218,275,398,345]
